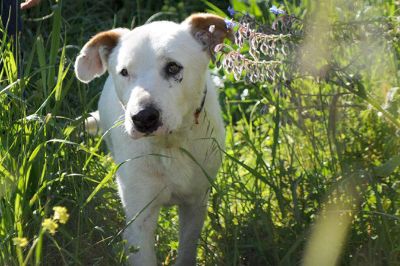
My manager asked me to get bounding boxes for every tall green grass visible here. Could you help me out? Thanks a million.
[0,0,399,265]
[0,1,127,264]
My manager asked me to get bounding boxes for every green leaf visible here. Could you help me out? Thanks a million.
[249,0,262,17]
[36,35,47,97]
[83,164,119,207]
[48,2,62,90]
[28,144,44,163]
[201,0,226,17]
[374,155,400,177]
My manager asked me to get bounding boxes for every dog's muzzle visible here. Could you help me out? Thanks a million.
[131,106,161,133]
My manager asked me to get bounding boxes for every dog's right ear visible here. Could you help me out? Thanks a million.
[75,28,129,83]
[184,13,234,56]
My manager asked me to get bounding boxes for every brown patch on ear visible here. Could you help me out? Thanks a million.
[86,30,121,51]
[185,13,234,55]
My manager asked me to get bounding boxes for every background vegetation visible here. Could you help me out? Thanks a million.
[0,0,399,265]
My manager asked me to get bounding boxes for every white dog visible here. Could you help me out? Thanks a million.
[74,14,231,265]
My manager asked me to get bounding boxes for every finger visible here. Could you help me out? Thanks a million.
[20,0,41,10]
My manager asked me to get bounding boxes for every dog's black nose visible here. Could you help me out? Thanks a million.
[131,107,160,133]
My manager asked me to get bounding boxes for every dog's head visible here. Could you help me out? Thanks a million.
[75,14,232,139]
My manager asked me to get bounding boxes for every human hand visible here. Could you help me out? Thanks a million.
[21,0,41,10]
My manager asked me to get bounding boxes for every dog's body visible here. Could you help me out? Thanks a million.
[75,14,231,265]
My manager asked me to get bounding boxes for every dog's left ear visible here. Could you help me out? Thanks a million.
[184,13,233,55]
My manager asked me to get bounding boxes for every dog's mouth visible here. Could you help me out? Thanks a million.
[134,121,162,134]
[127,124,166,139]
[125,118,166,140]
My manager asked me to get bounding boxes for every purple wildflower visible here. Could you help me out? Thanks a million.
[224,19,236,30]
[228,6,236,17]
[269,5,285,15]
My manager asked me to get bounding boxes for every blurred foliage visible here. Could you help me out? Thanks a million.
[208,0,400,265]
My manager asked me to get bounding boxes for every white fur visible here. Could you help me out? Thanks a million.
[75,17,225,265]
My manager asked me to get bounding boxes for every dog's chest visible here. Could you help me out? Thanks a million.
[113,132,216,204]
[151,146,202,195]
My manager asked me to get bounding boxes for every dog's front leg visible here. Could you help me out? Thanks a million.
[124,203,160,266]
[175,201,208,266]
[119,181,165,266]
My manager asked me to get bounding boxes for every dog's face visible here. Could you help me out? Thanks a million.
[109,22,209,139]
[75,14,232,139]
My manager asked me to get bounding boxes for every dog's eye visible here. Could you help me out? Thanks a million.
[120,68,129,77]
[165,62,182,76]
